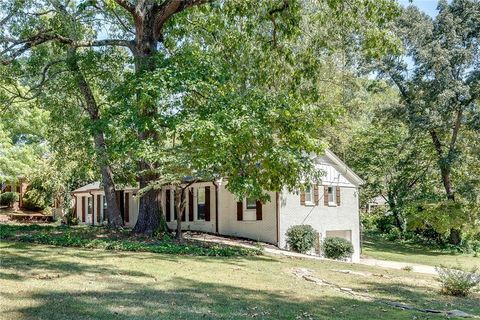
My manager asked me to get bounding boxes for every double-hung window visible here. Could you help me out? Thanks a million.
[327,186,336,206]
[197,187,206,220]
[246,197,257,210]
[87,197,93,215]
[304,184,313,205]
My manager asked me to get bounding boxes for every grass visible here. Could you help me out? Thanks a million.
[0,242,479,320]
[0,224,260,257]
[362,234,480,269]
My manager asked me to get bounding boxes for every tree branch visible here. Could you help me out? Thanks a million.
[269,0,289,47]
[153,0,214,40]
[113,0,137,17]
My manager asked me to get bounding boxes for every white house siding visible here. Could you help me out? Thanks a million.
[165,182,217,234]
[74,192,95,225]
[71,150,362,258]
[278,185,361,262]
[124,190,139,228]
[217,185,277,244]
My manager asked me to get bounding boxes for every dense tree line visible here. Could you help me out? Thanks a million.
[1,0,478,245]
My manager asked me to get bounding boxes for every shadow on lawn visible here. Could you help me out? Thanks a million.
[0,242,152,280]
[5,277,424,320]
[0,241,279,282]
[364,280,480,316]
[2,243,479,319]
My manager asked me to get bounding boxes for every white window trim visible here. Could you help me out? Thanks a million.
[328,186,337,207]
[304,184,315,206]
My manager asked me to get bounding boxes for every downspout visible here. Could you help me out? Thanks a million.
[276,192,280,247]
[212,180,220,234]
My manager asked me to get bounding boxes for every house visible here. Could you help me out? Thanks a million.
[0,179,28,208]
[365,195,388,214]
[71,150,363,262]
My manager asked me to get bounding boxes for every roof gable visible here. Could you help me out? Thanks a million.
[316,149,364,187]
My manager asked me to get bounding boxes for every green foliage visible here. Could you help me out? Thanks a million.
[22,179,52,210]
[286,225,317,253]
[436,265,480,297]
[321,236,354,260]
[405,199,480,240]
[0,192,19,207]
[62,208,79,225]
[0,224,261,257]
[362,209,397,234]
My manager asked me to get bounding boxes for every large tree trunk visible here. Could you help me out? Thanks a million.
[126,0,210,235]
[67,50,124,228]
[131,9,163,235]
[132,160,161,236]
[430,130,460,243]
[98,148,124,228]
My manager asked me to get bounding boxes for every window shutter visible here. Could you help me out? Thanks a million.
[324,186,329,206]
[237,201,243,221]
[336,186,341,206]
[165,190,171,222]
[205,186,211,221]
[314,185,319,205]
[81,196,86,222]
[124,193,130,223]
[188,188,194,221]
[256,200,262,220]
[300,191,305,205]
[96,195,101,223]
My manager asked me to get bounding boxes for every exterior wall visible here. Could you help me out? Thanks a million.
[71,151,361,257]
[278,185,361,262]
[124,190,139,228]
[165,182,217,234]
[217,185,277,244]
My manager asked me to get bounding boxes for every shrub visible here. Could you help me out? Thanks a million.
[436,265,480,297]
[0,192,19,207]
[0,224,261,257]
[62,208,78,225]
[286,225,317,253]
[322,236,354,260]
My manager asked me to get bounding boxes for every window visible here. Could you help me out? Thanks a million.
[328,186,336,205]
[173,191,177,220]
[305,185,313,204]
[102,195,108,221]
[197,187,205,220]
[246,197,257,210]
[87,197,93,215]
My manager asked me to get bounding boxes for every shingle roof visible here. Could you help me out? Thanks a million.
[71,182,101,193]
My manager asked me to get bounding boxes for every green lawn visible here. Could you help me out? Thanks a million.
[1,241,479,319]
[362,234,480,269]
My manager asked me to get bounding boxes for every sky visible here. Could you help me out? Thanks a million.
[398,0,441,17]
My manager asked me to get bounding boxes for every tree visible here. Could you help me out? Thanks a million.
[0,2,126,226]
[379,0,480,243]
[1,0,400,236]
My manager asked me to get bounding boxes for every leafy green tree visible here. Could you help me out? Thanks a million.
[1,0,399,236]
[379,0,480,243]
